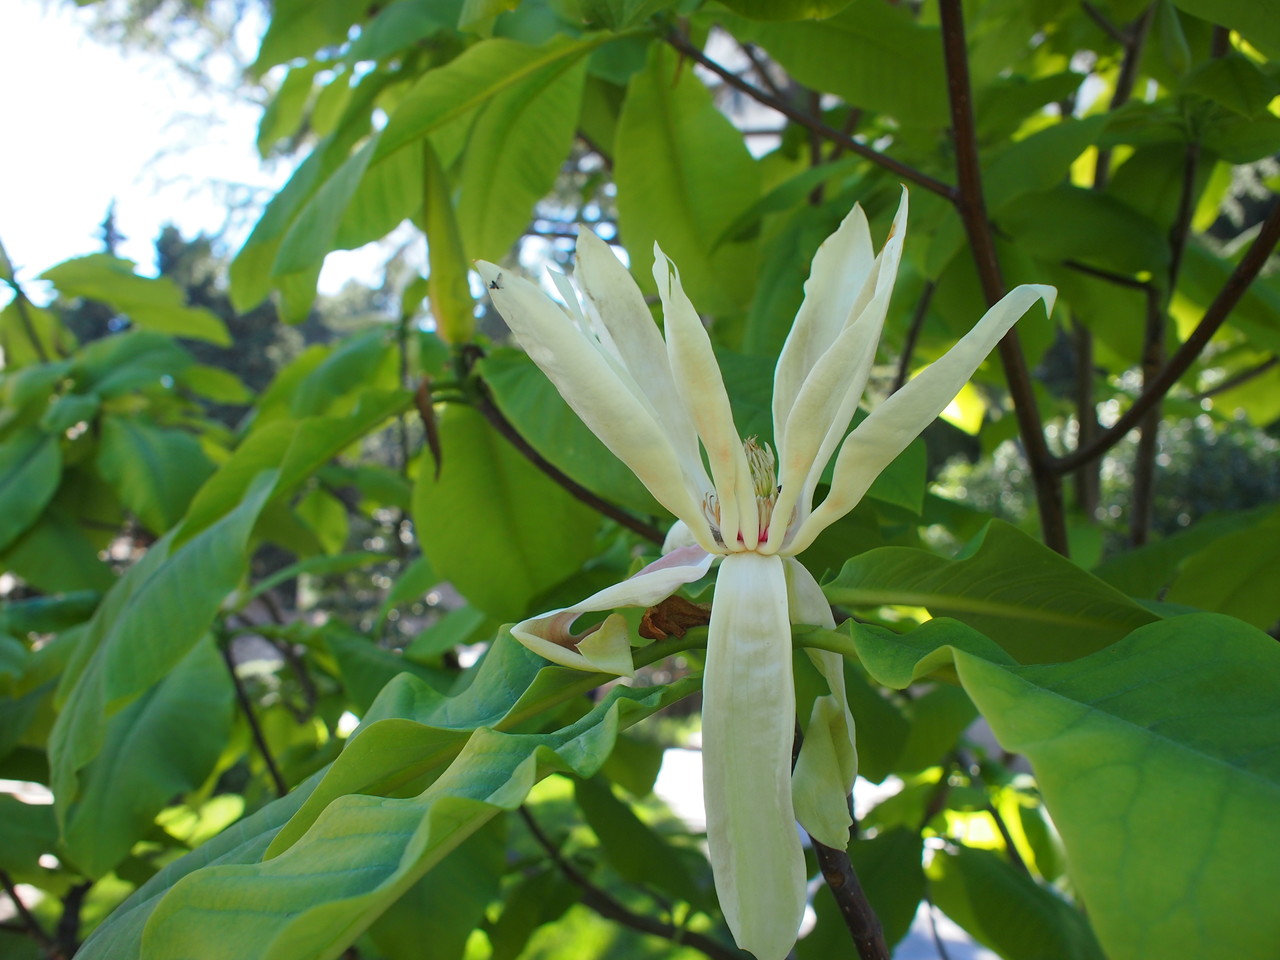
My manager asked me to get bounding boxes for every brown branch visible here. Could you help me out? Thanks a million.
[55,881,91,958]
[810,837,891,960]
[939,0,1067,555]
[738,42,787,102]
[221,640,289,798]
[1061,258,1152,290]
[1080,2,1128,45]
[1093,3,1155,189]
[519,806,748,960]
[1054,200,1280,472]
[0,868,63,960]
[666,30,956,200]
[893,282,936,393]
[469,372,666,545]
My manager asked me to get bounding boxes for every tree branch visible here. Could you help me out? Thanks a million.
[893,282,936,393]
[666,30,955,201]
[518,806,748,960]
[1194,355,1277,398]
[938,0,1067,555]
[1054,200,1280,472]
[810,836,892,960]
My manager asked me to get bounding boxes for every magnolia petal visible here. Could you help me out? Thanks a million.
[784,558,858,846]
[510,546,715,677]
[652,247,758,549]
[773,204,875,456]
[789,283,1057,554]
[574,231,711,497]
[766,192,909,553]
[703,552,806,960]
[477,261,709,538]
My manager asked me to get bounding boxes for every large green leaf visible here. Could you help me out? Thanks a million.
[614,43,761,315]
[1170,0,1280,58]
[48,471,276,822]
[96,416,214,534]
[718,0,852,19]
[823,520,1158,663]
[62,638,235,878]
[732,0,948,125]
[837,612,1280,960]
[456,49,588,260]
[412,404,600,620]
[41,255,230,346]
[137,678,696,960]
[72,330,194,399]
[0,426,61,552]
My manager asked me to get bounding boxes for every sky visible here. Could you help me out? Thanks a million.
[0,0,379,305]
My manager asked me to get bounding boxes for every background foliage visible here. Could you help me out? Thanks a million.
[2,1,1278,958]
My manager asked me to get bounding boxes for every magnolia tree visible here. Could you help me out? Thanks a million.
[1,2,1279,960]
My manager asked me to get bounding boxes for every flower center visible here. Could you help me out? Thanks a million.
[742,436,778,539]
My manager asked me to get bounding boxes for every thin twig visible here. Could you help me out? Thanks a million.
[892,282,936,393]
[0,868,63,960]
[1093,4,1155,189]
[519,807,748,960]
[1194,355,1277,398]
[938,0,1067,555]
[1080,1,1128,45]
[925,893,955,960]
[983,803,1030,875]
[220,640,289,798]
[666,31,955,200]
[1054,200,1280,472]
[469,375,666,545]
[738,43,787,101]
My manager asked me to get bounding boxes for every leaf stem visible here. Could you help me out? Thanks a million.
[0,868,63,960]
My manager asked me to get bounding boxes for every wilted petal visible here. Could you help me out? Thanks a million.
[477,261,712,546]
[653,247,758,549]
[703,552,805,960]
[510,546,715,676]
[789,283,1057,554]
[785,559,858,848]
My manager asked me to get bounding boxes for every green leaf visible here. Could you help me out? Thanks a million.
[39,391,100,433]
[479,350,664,518]
[368,819,505,960]
[456,48,589,260]
[290,329,393,417]
[0,793,58,874]
[180,389,410,543]
[732,0,948,126]
[717,0,853,18]
[62,638,235,878]
[347,1,449,63]
[1164,511,1280,629]
[1000,185,1170,277]
[575,776,703,905]
[0,427,61,552]
[893,683,976,774]
[823,520,1159,663]
[929,845,1105,960]
[0,506,116,593]
[178,364,254,405]
[96,416,215,534]
[412,404,600,620]
[73,330,194,398]
[252,0,366,74]
[851,612,1280,960]
[1182,51,1280,118]
[323,623,452,712]
[135,679,695,960]
[421,141,474,344]
[0,591,101,636]
[1092,505,1271,599]
[615,43,761,315]
[48,471,276,823]
[41,256,230,346]
[257,61,323,157]
[1169,0,1280,58]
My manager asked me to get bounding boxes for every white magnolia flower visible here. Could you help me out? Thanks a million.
[476,189,1054,960]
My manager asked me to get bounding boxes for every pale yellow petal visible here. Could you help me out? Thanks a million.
[477,260,708,537]
[702,553,806,960]
[652,247,757,549]
[788,283,1056,554]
